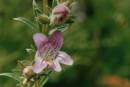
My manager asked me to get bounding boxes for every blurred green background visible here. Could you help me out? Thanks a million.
[1,0,130,87]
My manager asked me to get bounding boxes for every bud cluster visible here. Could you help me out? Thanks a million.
[36,1,75,26]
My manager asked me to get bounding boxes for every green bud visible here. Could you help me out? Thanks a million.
[36,14,50,24]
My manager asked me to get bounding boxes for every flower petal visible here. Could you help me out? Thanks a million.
[33,52,47,73]
[52,4,69,16]
[38,43,52,57]
[33,33,48,49]
[51,60,62,72]
[49,31,63,50]
[56,51,73,65]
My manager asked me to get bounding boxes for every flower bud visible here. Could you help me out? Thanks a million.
[50,4,70,25]
[36,14,50,24]
[23,66,34,78]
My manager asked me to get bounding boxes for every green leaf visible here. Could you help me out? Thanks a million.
[32,0,42,17]
[25,48,35,53]
[50,24,70,32]
[52,0,57,8]
[40,76,49,87]
[0,73,20,82]
[32,0,42,31]
[13,17,38,31]
[57,24,70,32]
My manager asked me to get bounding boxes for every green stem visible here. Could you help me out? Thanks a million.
[40,71,53,87]
[40,76,49,87]
[35,80,39,87]
[32,80,39,87]
[56,0,60,4]
[42,0,49,35]
[43,0,48,15]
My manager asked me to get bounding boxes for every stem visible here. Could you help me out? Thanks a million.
[32,80,39,87]
[40,76,49,87]
[35,80,39,87]
[56,0,60,4]
[43,0,48,15]
[40,71,53,87]
[42,0,49,35]
[43,24,49,35]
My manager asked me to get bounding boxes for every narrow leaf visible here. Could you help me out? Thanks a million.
[57,24,70,32]
[0,73,20,82]
[40,76,49,87]
[52,0,58,7]
[13,17,38,31]
[32,0,42,31]
[50,24,70,32]
[32,0,42,17]
[40,71,53,87]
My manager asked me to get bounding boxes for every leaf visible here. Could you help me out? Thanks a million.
[57,24,70,32]
[32,0,42,17]
[40,76,49,87]
[0,73,20,82]
[49,24,70,34]
[52,0,58,7]
[32,0,42,31]
[25,48,35,56]
[25,48,35,53]
[13,17,38,31]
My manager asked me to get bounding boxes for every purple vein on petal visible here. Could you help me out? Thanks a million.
[56,51,73,65]
[33,33,48,49]
[52,60,62,72]
[33,52,47,73]
[49,31,63,51]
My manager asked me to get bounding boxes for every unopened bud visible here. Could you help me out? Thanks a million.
[50,4,70,25]
[23,66,34,78]
[36,14,50,24]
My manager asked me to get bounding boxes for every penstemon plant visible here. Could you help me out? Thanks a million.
[0,0,77,87]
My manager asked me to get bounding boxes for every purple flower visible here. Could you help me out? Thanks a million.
[32,31,73,74]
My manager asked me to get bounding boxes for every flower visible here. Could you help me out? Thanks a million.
[50,4,70,25]
[32,30,73,74]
